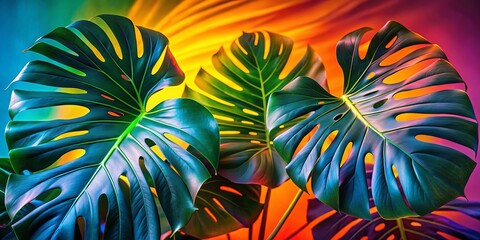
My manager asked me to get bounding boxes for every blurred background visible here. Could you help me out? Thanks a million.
[1,0,479,239]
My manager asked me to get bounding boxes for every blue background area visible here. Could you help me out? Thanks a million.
[0,0,133,157]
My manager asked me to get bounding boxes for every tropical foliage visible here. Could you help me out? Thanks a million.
[0,13,478,240]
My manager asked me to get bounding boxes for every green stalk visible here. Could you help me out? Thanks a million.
[258,188,272,240]
[396,219,407,240]
[267,189,303,240]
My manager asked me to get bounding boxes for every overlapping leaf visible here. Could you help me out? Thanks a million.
[267,21,477,219]
[182,176,262,238]
[5,15,219,239]
[307,169,480,239]
[185,31,325,187]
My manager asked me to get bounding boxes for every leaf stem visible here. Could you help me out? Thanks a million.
[396,218,407,240]
[249,225,253,240]
[258,188,272,240]
[267,189,303,240]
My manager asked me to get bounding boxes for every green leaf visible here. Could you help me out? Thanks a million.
[6,14,219,239]
[182,176,263,238]
[0,158,13,239]
[267,21,477,219]
[307,169,480,239]
[184,31,326,187]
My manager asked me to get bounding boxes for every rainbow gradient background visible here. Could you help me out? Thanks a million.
[1,0,479,239]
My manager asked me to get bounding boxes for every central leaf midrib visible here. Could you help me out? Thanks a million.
[52,111,146,237]
[250,46,272,155]
[342,95,415,161]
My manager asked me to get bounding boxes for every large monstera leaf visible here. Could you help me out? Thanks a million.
[267,21,477,219]
[5,15,219,239]
[184,31,325,187]
[307,169,480,239]
[182,176,263,238]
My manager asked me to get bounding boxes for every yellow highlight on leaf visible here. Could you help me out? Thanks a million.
[242,108,259,116]
[164,133,189,149]
[91,17,123,59]
[151,47,167,75]
[49,149,86,168]
[213,114,234,122]
[53,130,88,141]
[134,26,144,58]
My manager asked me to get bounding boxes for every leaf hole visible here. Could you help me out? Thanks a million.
[68,27,105,62]
[35,187,61,203]
[410,221,422,227]
[263,31,271,59]
[57,87,87,94]
[360,237,368,240]
[203,65,244,91]
[107,111,124,118]
[118,174,131,212]
[213,114,234,122]
[98,194,109,239]
[224,46,250,74]
[145,138,166,161]
[364,152,374,165]
[373,99,388,109]
[13,105,89,121]
[48,149,86,168]
[134,26,144,58]
[382,59,437,85]
[333,113,343,121]
[164,133,189,150]
[220,186,243,196]
[75,216,85,240]
[40,38,79,56]
[100,94,115,101]
[393,84,461,100]
[91,17,123,59]
[321,130,338,155]
[366,72,375,80]
[380,44,430,67]
[278,43,284,55]
[294,124,319,157]
[363,90,378,97]
[121,74,130,81]
[249,132,258,136]
[415,134,476,159]
[204,207,218,223]
[212,197,225,210]
[241,120,254,125]
[340,142,353,167]
[386,234,396,240]
[374,223,385,231]
[250,140,261,144]
[151,46,167,75]
[139,157,156,190]
[235,38,248,55]
[52,130,88,141]
[243,108,259,116]
[220,131,240,135]
[385,35,398,49]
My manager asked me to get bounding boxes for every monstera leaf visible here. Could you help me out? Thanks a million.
[307,169,480,239]
[5,15,219,239]
[182,176,263,238]
[267,21,477,219]
[184,31,326,187]
[0,158,13,239]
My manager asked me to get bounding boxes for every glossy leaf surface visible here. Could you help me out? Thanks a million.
[6,15,219,239]
[182,176,263,238]
[185,31,325,187]
[267,21,477,219]
[308,170,480,239]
